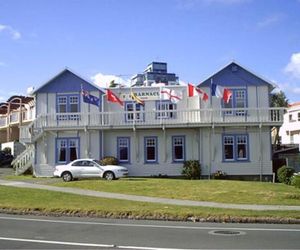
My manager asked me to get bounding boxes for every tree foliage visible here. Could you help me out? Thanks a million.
[270,91,289,107]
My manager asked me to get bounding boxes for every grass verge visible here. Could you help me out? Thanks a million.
[52,178,300,206]
[0,185,300,223]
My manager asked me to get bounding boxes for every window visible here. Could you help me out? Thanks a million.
[144,137,158,163]
[125,102,144,122]
[223,89,246,116]
[56,95,80,120]
[298,113,300,121]
[172,136,185,162]
[223,134,249,162]
[289,114,293,122]
[117,137,130,163]
[156,101,176,119]
[56,138,79,163]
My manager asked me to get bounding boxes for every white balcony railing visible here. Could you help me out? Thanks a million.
[19,107,285,143]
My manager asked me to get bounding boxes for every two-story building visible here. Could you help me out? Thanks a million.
[16,62,284,180]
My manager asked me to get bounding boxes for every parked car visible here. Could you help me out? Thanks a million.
[0,151,13,167]
[53,159,128,181]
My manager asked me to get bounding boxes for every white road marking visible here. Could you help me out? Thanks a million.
[0,215,300,232]
[0,236,114,248]
[0,236,195,250]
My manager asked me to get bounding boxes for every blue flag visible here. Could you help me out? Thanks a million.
[81,90,100,107]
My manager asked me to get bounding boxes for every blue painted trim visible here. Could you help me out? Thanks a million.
[222,133,250,162]
[117,137,130,164]
[222,89,248,116]
[172,135,186,163]
[144,136,158,164]
[56,93,81,113]
[55,137,80,164]
[99,130,102,160]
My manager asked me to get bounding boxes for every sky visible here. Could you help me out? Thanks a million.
[0,0,300,103]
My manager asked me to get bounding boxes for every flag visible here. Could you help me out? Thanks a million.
[160,87,182,103]
[130,92,145,105]
[211,83,232,104]
[187,83,208,102]
[81,89,100,107]
[107,89,123,106]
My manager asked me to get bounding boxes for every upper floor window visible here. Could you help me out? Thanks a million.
[298,113,300,121]
[223,89,247,116]
[56,94,80,120]
[223,134,249,162]
[156,101,176,119]
[289,114,293,122]
[172,136,185,162]
[144,137,158,163]
[125,102,144,122]
[117,137,130,163]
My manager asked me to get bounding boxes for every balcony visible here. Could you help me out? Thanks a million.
[0,112,34,129]
[20,107,285,143]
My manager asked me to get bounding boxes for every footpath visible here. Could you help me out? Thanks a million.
[1,178,300,211]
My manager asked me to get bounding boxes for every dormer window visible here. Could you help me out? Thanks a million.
[223,89,247,116]
[56,94,80,120]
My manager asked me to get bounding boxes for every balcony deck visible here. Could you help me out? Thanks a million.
[20,108,285,143]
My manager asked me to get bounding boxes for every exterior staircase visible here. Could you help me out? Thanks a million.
[12,145,35,175]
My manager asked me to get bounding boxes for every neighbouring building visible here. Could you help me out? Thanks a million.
[0,95,35,156]
[279,102,300,145]
[15,62,284,179]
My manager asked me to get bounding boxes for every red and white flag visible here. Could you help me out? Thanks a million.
[160,87,182,103]
[107,89,123,106]
[211,84,232,104]
[188,83,209,102]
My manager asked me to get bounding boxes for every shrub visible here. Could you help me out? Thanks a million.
[100,156,118,165]
[291,173,300,188]
[2,147,12,155]
[277,165,295,185]
[182,160,201,179]
[212,170,227,180]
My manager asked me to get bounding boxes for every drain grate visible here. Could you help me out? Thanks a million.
[209,230,245,236]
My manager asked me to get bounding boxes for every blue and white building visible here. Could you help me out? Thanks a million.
[14,61,284,180]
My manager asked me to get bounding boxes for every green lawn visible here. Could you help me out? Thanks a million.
[53,178,300,206]
[1,185,300,221]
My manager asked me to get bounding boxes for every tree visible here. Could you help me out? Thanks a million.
[271,91,289,145]
[109,80,118,88]
[270,91,289,108]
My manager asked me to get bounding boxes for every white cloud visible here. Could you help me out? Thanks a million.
[284,52,300,79]
[257,14,284,29]
[0,24,21,40]
[91,73,129,88]
[0,96,5,102]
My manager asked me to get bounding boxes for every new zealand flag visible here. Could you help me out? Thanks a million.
[81,90,100,107]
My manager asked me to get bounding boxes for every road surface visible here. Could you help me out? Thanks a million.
[0,214,299,249]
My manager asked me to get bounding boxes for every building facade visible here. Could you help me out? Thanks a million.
[16,62,284,179]
[279,102,300,145]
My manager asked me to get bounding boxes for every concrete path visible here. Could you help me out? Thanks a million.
[1,179,300,211]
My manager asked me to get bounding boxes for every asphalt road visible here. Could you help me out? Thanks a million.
[0,214,299,249]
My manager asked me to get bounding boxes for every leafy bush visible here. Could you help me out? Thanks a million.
[2,147,12,155]
[291,173,300,188]
[277,165,295,185]
[101,156,118,166]
[182,160,201,179]
[212,170,227,180]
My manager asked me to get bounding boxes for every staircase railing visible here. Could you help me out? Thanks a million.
[12,145,35,175]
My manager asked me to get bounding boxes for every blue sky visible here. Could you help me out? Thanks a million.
[0,0,300,102]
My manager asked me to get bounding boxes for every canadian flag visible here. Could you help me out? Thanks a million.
[188,84,209,102]
[107,89,123,106]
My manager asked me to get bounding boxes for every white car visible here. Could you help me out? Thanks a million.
[53,159,128,181]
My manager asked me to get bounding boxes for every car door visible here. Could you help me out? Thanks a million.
[70,160,86,177]
[85,160,102,177]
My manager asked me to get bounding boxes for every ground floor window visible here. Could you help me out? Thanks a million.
[56,138,79,163]
[172,136,185,162]
[144,137,158,163]
[223,134,248,162]
[117,137,130,163]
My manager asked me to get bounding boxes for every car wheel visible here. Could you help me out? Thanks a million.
[104,171,115,181]
[62,172,73,182]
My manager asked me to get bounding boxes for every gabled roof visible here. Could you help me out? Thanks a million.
[199,60,278,89]
[32,67,104,94]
